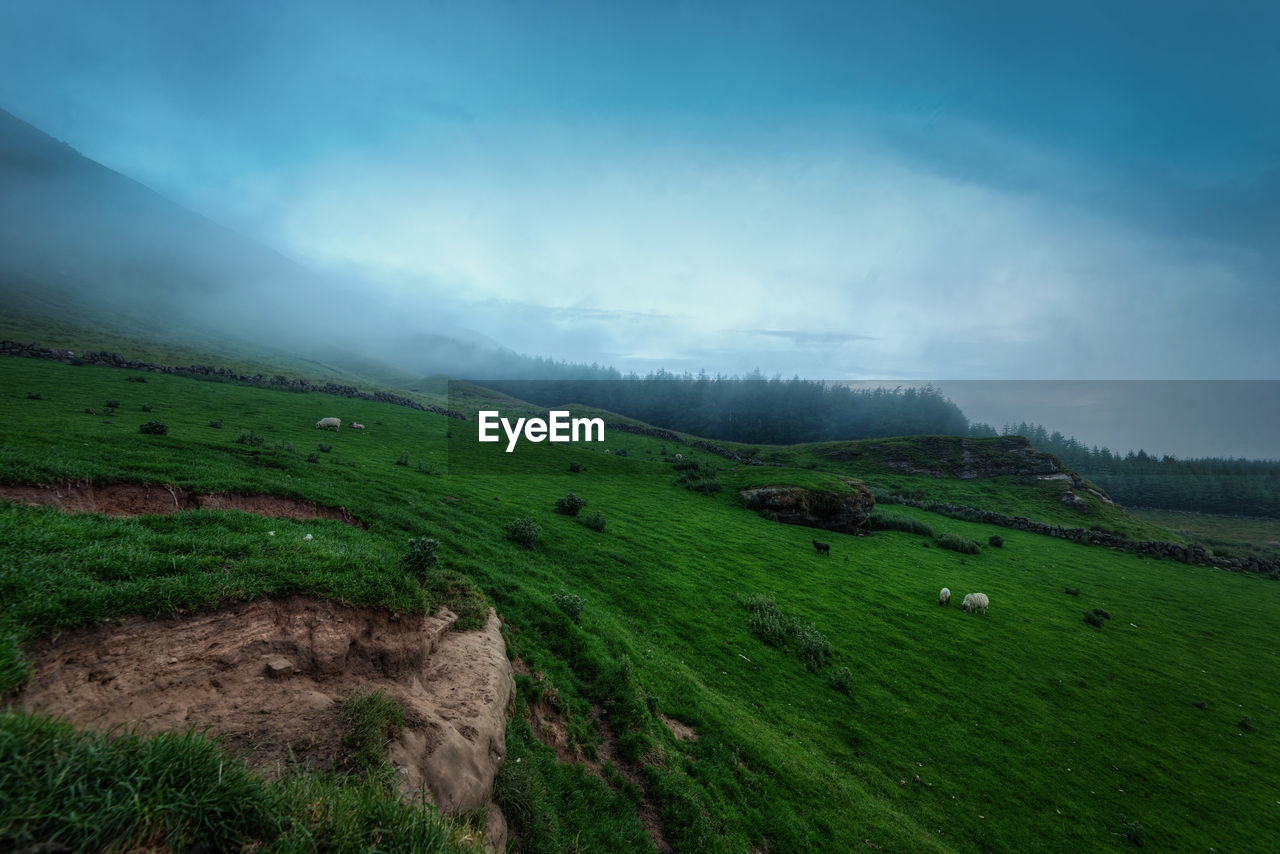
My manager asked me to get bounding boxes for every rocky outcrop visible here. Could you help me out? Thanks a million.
[739,481,875,534]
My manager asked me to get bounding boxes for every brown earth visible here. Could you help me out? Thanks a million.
[16,596,514,848]
[518,664,674,853]
[0,480,367,527]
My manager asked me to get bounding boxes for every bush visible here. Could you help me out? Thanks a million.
[1092,608,1111,620]
[401,537,440,582]
[988,534,1004,548]
[1120,820,1145,847]
[395,451,410,466]
[235,429,264,447]
[675,461,722,494]
[506,517,541,549]
[84,408,96,415]
[936,533,981,555]
[551,590,585,623]
[317,443,332,453]
[748,609,789,647]
[1084,611,1105,628]
[869,512,934,537]
[555,493,588,516]
[794,623,832,671]
[140,404,153,412]
[1065,587,1081,596]
[569,461,581,473]
[829,666,854,695]
[104,400,120,409]
[25,392,41,400]
[582,510,606,532]
[138,421,168,435]
[208,419,222,428]
[272,441,296,454]
[305,452,319,463]
[126,375,147,383]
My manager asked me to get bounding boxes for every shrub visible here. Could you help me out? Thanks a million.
[235,429,264,447]
[84,408,97,415]
[104,400,120,409]
[555,493,588,516]
[317,443,332,453]
[506,517,541,549]
[1065,587,1081,596]
[1120,820,1145,847]
[869,512,934,537]
[25,392,41,400]
[402,537,440,582]
[675,461,722,494]
[140,404,152,412]
[569,461,582,473]
[748,609,789,647]
[305,452,319,463]
[794,623,832,671]
[273,441,295,454]
[582,511,607,532]
[614,448,627,457]
[395,451,409,466]
[936,533,981,555]
[208,418,223,428]
[138,421,168,435]
[1092,608,1111,620]
[830,666,854,695]
[551,590,585,623]
[126,375,147,383]
[645,694,661,715]
[988,534,1004,548]
[1084,611,1105,628]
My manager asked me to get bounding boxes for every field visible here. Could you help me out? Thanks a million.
[3,356,1280,851]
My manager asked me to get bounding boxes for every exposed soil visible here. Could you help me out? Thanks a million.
[0,480,367,527]
[15,596,514,846]
[520,668,673,853]
[659,713,698,743]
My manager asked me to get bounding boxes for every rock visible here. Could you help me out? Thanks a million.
[1060,490,1090,513]
[264,656,294,678]
[739,481,875,534]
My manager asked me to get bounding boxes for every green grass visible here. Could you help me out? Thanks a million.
[3,356,1280,850]
[340,691,407,777]
[1130,507,1280,561]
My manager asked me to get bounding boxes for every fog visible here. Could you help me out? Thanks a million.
[2,2,1278,457]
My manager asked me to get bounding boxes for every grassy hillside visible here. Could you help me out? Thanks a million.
[3,356,1280,851]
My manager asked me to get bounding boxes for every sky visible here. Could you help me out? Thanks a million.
[1,1,1278,453]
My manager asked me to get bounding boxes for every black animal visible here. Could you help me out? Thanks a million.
[812,540,831,555]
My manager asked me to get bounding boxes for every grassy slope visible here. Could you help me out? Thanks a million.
[2,358,1279,851]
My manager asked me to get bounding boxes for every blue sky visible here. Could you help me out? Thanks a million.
[2,0,1278,383]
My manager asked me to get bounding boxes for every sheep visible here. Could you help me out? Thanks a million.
[675,453,683,460]
[350,422,365,430]
[315,417,341,431]
[812,540,831,555]
[939,587,950,606]
[962,592,990,614]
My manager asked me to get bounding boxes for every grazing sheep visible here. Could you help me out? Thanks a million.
[939,587,950,606]
[350,422,365,430]
[675,453,683,460]
[812,540,831,556]
[962,592,990,615]
[315,417,341,431]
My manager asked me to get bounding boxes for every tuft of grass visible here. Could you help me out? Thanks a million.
[235,428,265,446]
[339,691,406,778]
[936,532,981,554]
[869,511,935,537]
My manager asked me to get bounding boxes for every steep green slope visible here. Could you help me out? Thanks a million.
[3,357,1279,851]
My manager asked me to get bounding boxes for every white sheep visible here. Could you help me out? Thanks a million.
[350,422,365,430]
[315,417,341,431]
[962,592,990,614]
[675,453,683,460]
[939,587,950,606]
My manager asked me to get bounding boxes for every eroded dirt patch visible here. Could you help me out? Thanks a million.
[519,665,672,852]
[0,480,367,527]
[16,596,514,825]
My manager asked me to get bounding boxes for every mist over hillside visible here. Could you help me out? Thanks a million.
[0,108,596,381]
